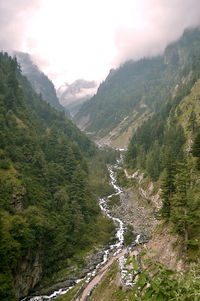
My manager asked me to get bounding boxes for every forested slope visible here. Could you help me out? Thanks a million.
[125,47,200,258]
[75,27,200,147]
[14,52,69,116]
[0,53,115,300]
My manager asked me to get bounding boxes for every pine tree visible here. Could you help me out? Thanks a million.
[160,150,176,219]
[171,160,192,251]
[188,110,197,134]
[191,132,200,169]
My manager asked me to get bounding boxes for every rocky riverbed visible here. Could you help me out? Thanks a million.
[23,247,109,298]
[109,187,158,237]
[22,162,126,301]
[23,163,159,301]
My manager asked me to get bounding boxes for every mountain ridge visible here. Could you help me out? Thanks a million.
[14,51,70,116]
[75,27,200,148]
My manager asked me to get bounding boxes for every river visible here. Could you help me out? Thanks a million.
[23,159,133,301]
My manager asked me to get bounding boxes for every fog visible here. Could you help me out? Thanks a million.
[0,0,200,85]
[114,0,200,65]
[0,1,40,51]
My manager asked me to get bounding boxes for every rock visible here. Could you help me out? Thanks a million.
[146,224,184,272]
[108,187,158,241]
[14,251,42,299]
[30,247,105,297]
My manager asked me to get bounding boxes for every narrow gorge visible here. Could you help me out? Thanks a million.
[22,157,152,301]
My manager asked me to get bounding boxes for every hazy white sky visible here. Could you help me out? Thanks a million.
[0,0,200,87]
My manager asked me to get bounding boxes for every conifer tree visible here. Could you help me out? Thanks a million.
[160,150,176,219]
[171,159,192,251]
[188,110,197,134]
[191,133,200,169]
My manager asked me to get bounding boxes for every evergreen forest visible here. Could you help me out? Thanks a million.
[2,26,200,301]
[125,35,200,258]
[75,28,200,142]
[0,52,116,300]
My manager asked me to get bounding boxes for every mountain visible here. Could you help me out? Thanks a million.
[124,30,200,259]
[82,28,200,300]
[57,79,97,116]
[75,27,200,148]
[14,51,70,116]
[0,52,115,300]
[126,58,200,180]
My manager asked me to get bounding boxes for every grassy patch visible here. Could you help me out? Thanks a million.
[94,215,116,246]
[90,261,133,301]
[87,151,116,198]
[107,194,121,208]
[124,225,137,246]
[56,279,85,301]
[154,220,169,235]
[116,169,132,188]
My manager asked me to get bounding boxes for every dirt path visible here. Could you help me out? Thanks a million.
[76,249,126,301]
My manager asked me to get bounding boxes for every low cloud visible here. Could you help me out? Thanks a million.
[114,0,200,65]
[0,0,200,84]
[0,1,40,51]
[57,79,98,106]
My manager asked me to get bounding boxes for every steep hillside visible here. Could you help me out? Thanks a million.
[126,57,200,180]
[0,53,115,300]
[14,52,70,116]
[75,27,200,148]
[125,53,200,257]
[85,76,200,301]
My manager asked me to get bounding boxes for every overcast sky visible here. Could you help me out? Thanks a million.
[0,0,200,87]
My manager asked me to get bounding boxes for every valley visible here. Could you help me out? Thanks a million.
[74,28,200,149]
[20,157,132,300]
[44,158,155,301]
[1,25,200,301]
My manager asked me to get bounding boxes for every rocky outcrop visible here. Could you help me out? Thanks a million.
[31,247,106,297]
[14,251,42,299]
[146,223,184,272]
[12,186,26,212]
[120,169,184,273]
[124,169,162,210]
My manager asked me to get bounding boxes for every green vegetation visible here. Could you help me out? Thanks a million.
[90,261,133,301]
[107,194,121,208]
[191,133,200,170]
[126,252,200,300]
[0,52,116,300]
[122,27,200,299]
[75,28,200,142]
[2,27,200,301]
[14,51,69,115]
[126,70,200,258]
[88,251,200,301]
[88,148,118,198]
[126,27,200,182]
[56,278,85,301]
[116,168,132,188]
[124,225,136,246]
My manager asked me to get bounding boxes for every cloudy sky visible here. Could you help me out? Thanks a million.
[0,0,200,87]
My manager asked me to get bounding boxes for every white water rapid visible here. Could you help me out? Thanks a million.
[22,159,134,301]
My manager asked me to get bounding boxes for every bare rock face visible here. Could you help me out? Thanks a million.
[12,186,26,212]
[14,251,42,299]
[146,223,184,272]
